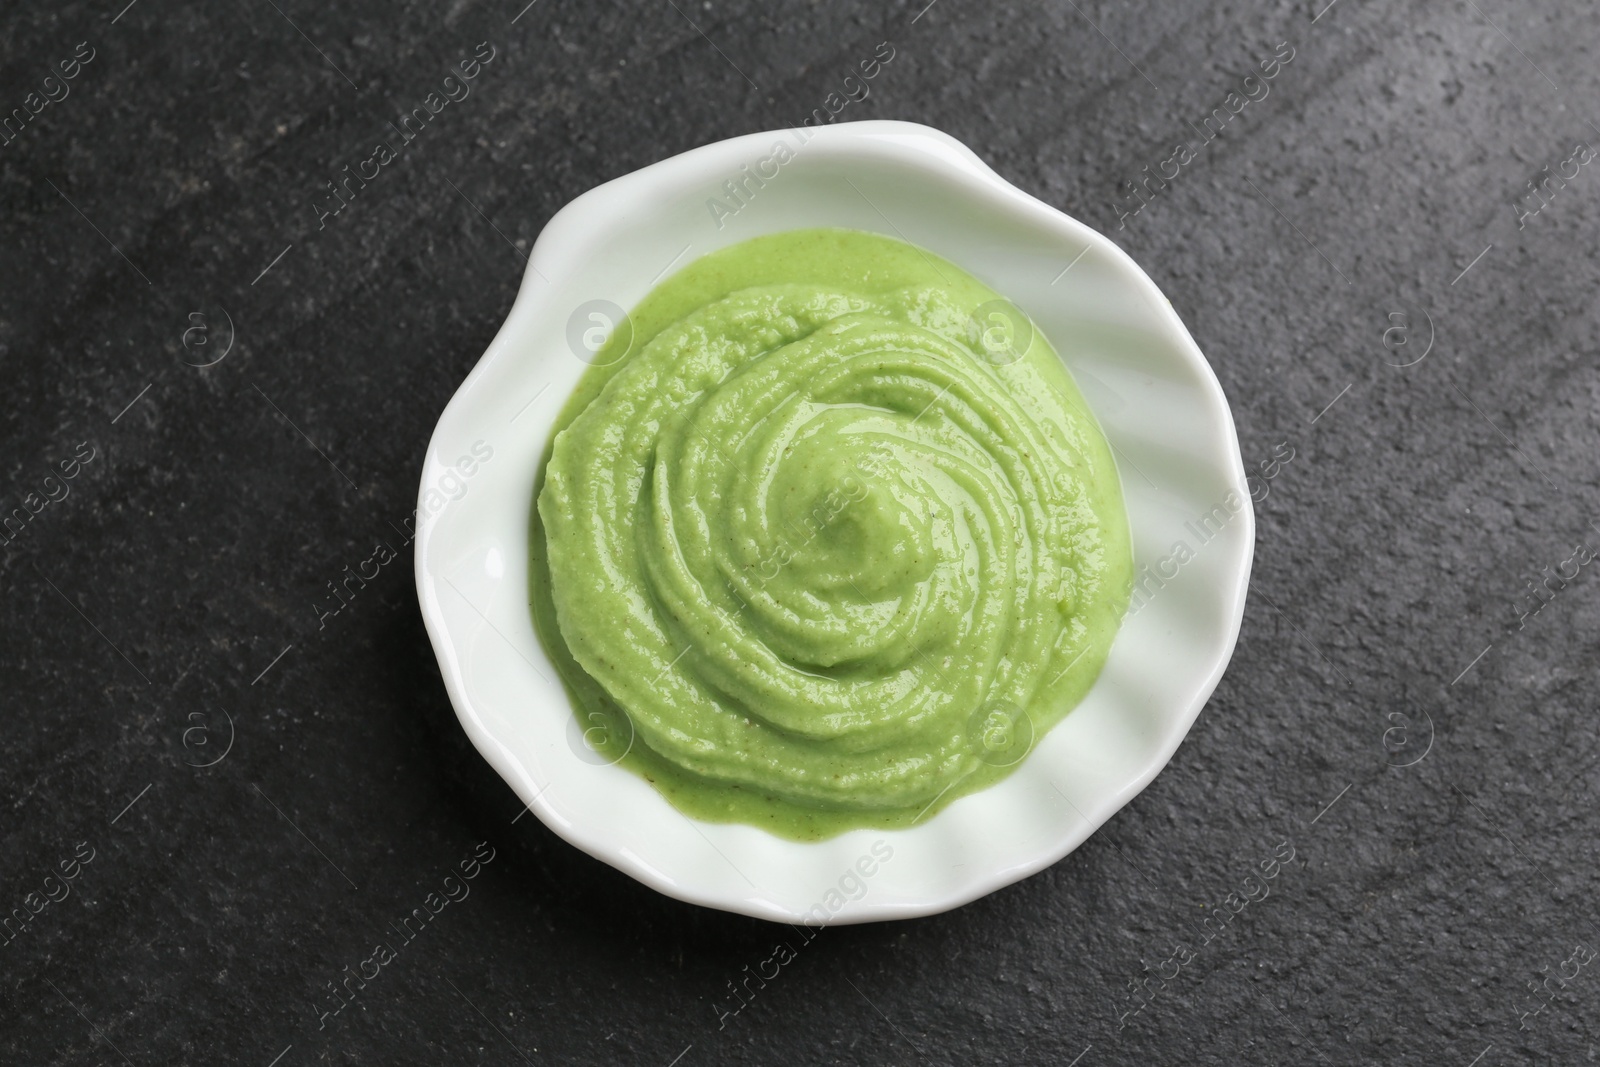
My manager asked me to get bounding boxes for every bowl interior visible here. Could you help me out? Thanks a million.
[415,121,1252,923]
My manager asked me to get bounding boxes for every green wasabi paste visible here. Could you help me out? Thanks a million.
[531,228,1131,840]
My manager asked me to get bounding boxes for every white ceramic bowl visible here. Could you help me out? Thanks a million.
[415,120,1252,924]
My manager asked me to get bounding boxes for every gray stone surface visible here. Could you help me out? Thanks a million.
[2,0,1596,1063]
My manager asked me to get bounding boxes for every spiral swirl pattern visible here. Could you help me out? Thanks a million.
[537,230,1130,824]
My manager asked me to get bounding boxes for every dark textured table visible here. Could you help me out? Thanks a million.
[3,0,1596,1063]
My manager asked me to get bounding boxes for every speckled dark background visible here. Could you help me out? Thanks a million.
[3,0,1597,1063]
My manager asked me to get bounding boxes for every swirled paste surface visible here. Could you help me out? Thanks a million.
[531,229,1131,840]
